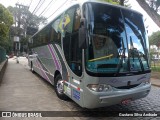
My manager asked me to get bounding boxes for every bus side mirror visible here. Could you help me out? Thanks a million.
[79,18,87,49]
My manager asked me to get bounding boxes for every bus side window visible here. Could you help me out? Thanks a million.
[50,15,62,46]
[73,7,81,32]
[71,7,82,76]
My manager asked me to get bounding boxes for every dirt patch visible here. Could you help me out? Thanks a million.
[151,71,160,79]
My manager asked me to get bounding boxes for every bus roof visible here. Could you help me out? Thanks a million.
[31,0,143,38]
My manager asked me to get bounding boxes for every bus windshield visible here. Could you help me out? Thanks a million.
[85,3,150,75]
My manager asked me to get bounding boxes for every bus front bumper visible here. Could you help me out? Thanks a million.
[83,83,151,109]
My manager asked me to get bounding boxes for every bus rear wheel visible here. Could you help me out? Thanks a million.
[31,62,35,73]
[55,75,68,100]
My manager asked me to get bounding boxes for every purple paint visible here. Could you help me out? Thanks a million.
[36,60,51,83]
[137,75,147,81]
[48,44,60,71]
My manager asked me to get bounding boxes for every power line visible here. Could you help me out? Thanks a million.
[47,0,68,19]
[32,0,42,14]
[34,0,46,15]
[28,0,33,10]
[38,0,56,17]
[41,0,57,17]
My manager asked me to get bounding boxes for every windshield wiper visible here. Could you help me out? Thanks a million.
[125,19,149,70]
[89,54,113,62]
[129,36,144,72]
[114,38,126,76]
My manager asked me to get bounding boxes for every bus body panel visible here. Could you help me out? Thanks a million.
[98,73,151,88]
[28,44,85,107]
[82,82,151,108]
[81,72,151,108]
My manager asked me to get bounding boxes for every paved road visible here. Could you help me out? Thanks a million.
[0,57,160,120]
[0,58,75,120]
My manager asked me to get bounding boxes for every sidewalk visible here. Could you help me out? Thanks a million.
[0,57,77,120]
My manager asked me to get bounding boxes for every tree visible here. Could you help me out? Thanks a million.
[149,31,160,47]
[0,4,13,54]
[149,31,160,61]
[0,4,13,39]
[8,5,47,36]
[136,0,160,28]
[99,0,129,6]
[100,0,119,5]
[7,4,47,53]
[146,0,160,12]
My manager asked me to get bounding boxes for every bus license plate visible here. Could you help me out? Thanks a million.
[121,98,132,104]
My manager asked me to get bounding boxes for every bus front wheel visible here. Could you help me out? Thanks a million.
[55,75,68,100]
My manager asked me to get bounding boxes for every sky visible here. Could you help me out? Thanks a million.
[0,0,160,36]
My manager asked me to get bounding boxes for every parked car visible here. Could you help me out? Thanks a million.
[6,55,9,59]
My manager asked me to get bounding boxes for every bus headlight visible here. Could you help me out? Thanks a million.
[143,81,150,85]
[87,84,110,92]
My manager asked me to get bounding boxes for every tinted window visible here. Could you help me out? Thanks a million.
[63,6,82,76]
[50,15,63,45]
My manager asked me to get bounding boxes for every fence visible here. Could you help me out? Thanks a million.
[151,59,160,72]
[0,46,6,64]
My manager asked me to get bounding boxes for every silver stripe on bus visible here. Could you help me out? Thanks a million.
[33,65,54,81]
[36,60,52,84]
[73,79,80,85]
[55,44,69,78]
[34,65,54,77]
[36,55,52,74]
[64,81,83,92]
[50,44,62,74]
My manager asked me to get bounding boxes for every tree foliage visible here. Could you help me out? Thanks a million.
[100,0,119,5]
[0,4,13,54]
[149,31,160,47]
[136,0,160,28]
[146,0,160,12]
[99,0,129,6]
[0,4,13,39]
[7,5,47,34]
[7,5,47,53]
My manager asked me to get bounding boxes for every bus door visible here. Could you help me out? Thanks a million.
[62,5,84,105]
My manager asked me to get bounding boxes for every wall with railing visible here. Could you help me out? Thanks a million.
[0,46,6,64]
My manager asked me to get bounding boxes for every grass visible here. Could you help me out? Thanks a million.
[151,60,160,72]
[151,66,160,72]
[150,61,160,79]
[151,67,160,79]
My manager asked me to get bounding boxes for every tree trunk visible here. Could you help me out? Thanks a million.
[136,0,160,28]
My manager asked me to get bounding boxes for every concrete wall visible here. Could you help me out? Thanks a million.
[0,60,8,84]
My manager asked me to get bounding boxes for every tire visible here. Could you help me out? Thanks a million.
[31,62,35,73]
[54,74,68,100]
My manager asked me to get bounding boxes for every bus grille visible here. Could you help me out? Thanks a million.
[115,84,140,89]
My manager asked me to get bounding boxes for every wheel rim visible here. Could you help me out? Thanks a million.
[56,80,64,94]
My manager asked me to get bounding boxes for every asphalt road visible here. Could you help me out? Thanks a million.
[0,57,159,120]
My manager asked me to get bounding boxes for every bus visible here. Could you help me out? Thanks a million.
[28,0,151,109]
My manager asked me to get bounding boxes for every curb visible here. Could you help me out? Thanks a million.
[151,83,160,87]
[0,59,8,84]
